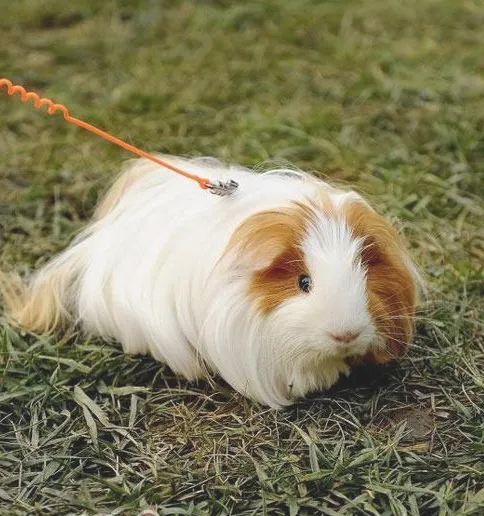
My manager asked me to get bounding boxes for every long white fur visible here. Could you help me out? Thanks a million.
[18,156,383,408]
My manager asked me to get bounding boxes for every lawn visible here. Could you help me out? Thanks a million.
[1,0,483,514]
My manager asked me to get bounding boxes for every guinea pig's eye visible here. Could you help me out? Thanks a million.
[298,274,312,293]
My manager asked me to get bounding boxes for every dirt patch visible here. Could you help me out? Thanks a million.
[372,405,436,441]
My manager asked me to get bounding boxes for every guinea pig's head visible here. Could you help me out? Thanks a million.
[224,188,419,406]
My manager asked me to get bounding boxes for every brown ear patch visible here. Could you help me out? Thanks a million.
[344,201,417,363]
[227,203,317,314]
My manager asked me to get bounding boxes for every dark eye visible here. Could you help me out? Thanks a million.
[298,274,312,293]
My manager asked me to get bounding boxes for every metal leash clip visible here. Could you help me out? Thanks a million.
[206,179,239,196]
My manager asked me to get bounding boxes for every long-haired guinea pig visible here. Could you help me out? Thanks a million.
[0,157,420,407]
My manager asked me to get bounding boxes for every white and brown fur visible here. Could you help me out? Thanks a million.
[0,157,420,407]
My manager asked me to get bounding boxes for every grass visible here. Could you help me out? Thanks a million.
[0,0,483,514]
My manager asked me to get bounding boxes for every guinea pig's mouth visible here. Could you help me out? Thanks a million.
[337,346,369,358]
[309,343,367,361]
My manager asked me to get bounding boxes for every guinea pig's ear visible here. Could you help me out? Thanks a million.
[344,200,419,363]
[227,204,311,271]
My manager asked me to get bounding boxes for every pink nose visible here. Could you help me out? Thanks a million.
[329,331,361,344]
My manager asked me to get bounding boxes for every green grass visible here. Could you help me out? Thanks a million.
[1,0,483,514]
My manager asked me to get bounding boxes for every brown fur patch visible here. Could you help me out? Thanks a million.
[344,200,417,363]
[228,203,317,314]
[226,189,335,314]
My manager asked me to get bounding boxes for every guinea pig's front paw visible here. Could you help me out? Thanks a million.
[288,357,351,399]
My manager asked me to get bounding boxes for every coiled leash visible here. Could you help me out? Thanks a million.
[0,78,238,196]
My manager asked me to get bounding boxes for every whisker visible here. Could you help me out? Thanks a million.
[372,315,438,323]
[284,259,305,265]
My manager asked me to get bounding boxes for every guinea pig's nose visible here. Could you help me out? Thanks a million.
[329,330,361,344]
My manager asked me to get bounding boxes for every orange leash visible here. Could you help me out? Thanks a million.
[0,78,238,196]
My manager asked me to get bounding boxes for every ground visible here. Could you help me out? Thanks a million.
[0,0,483,514]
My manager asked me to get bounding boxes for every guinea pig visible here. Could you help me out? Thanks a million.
[0,156,420,408]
